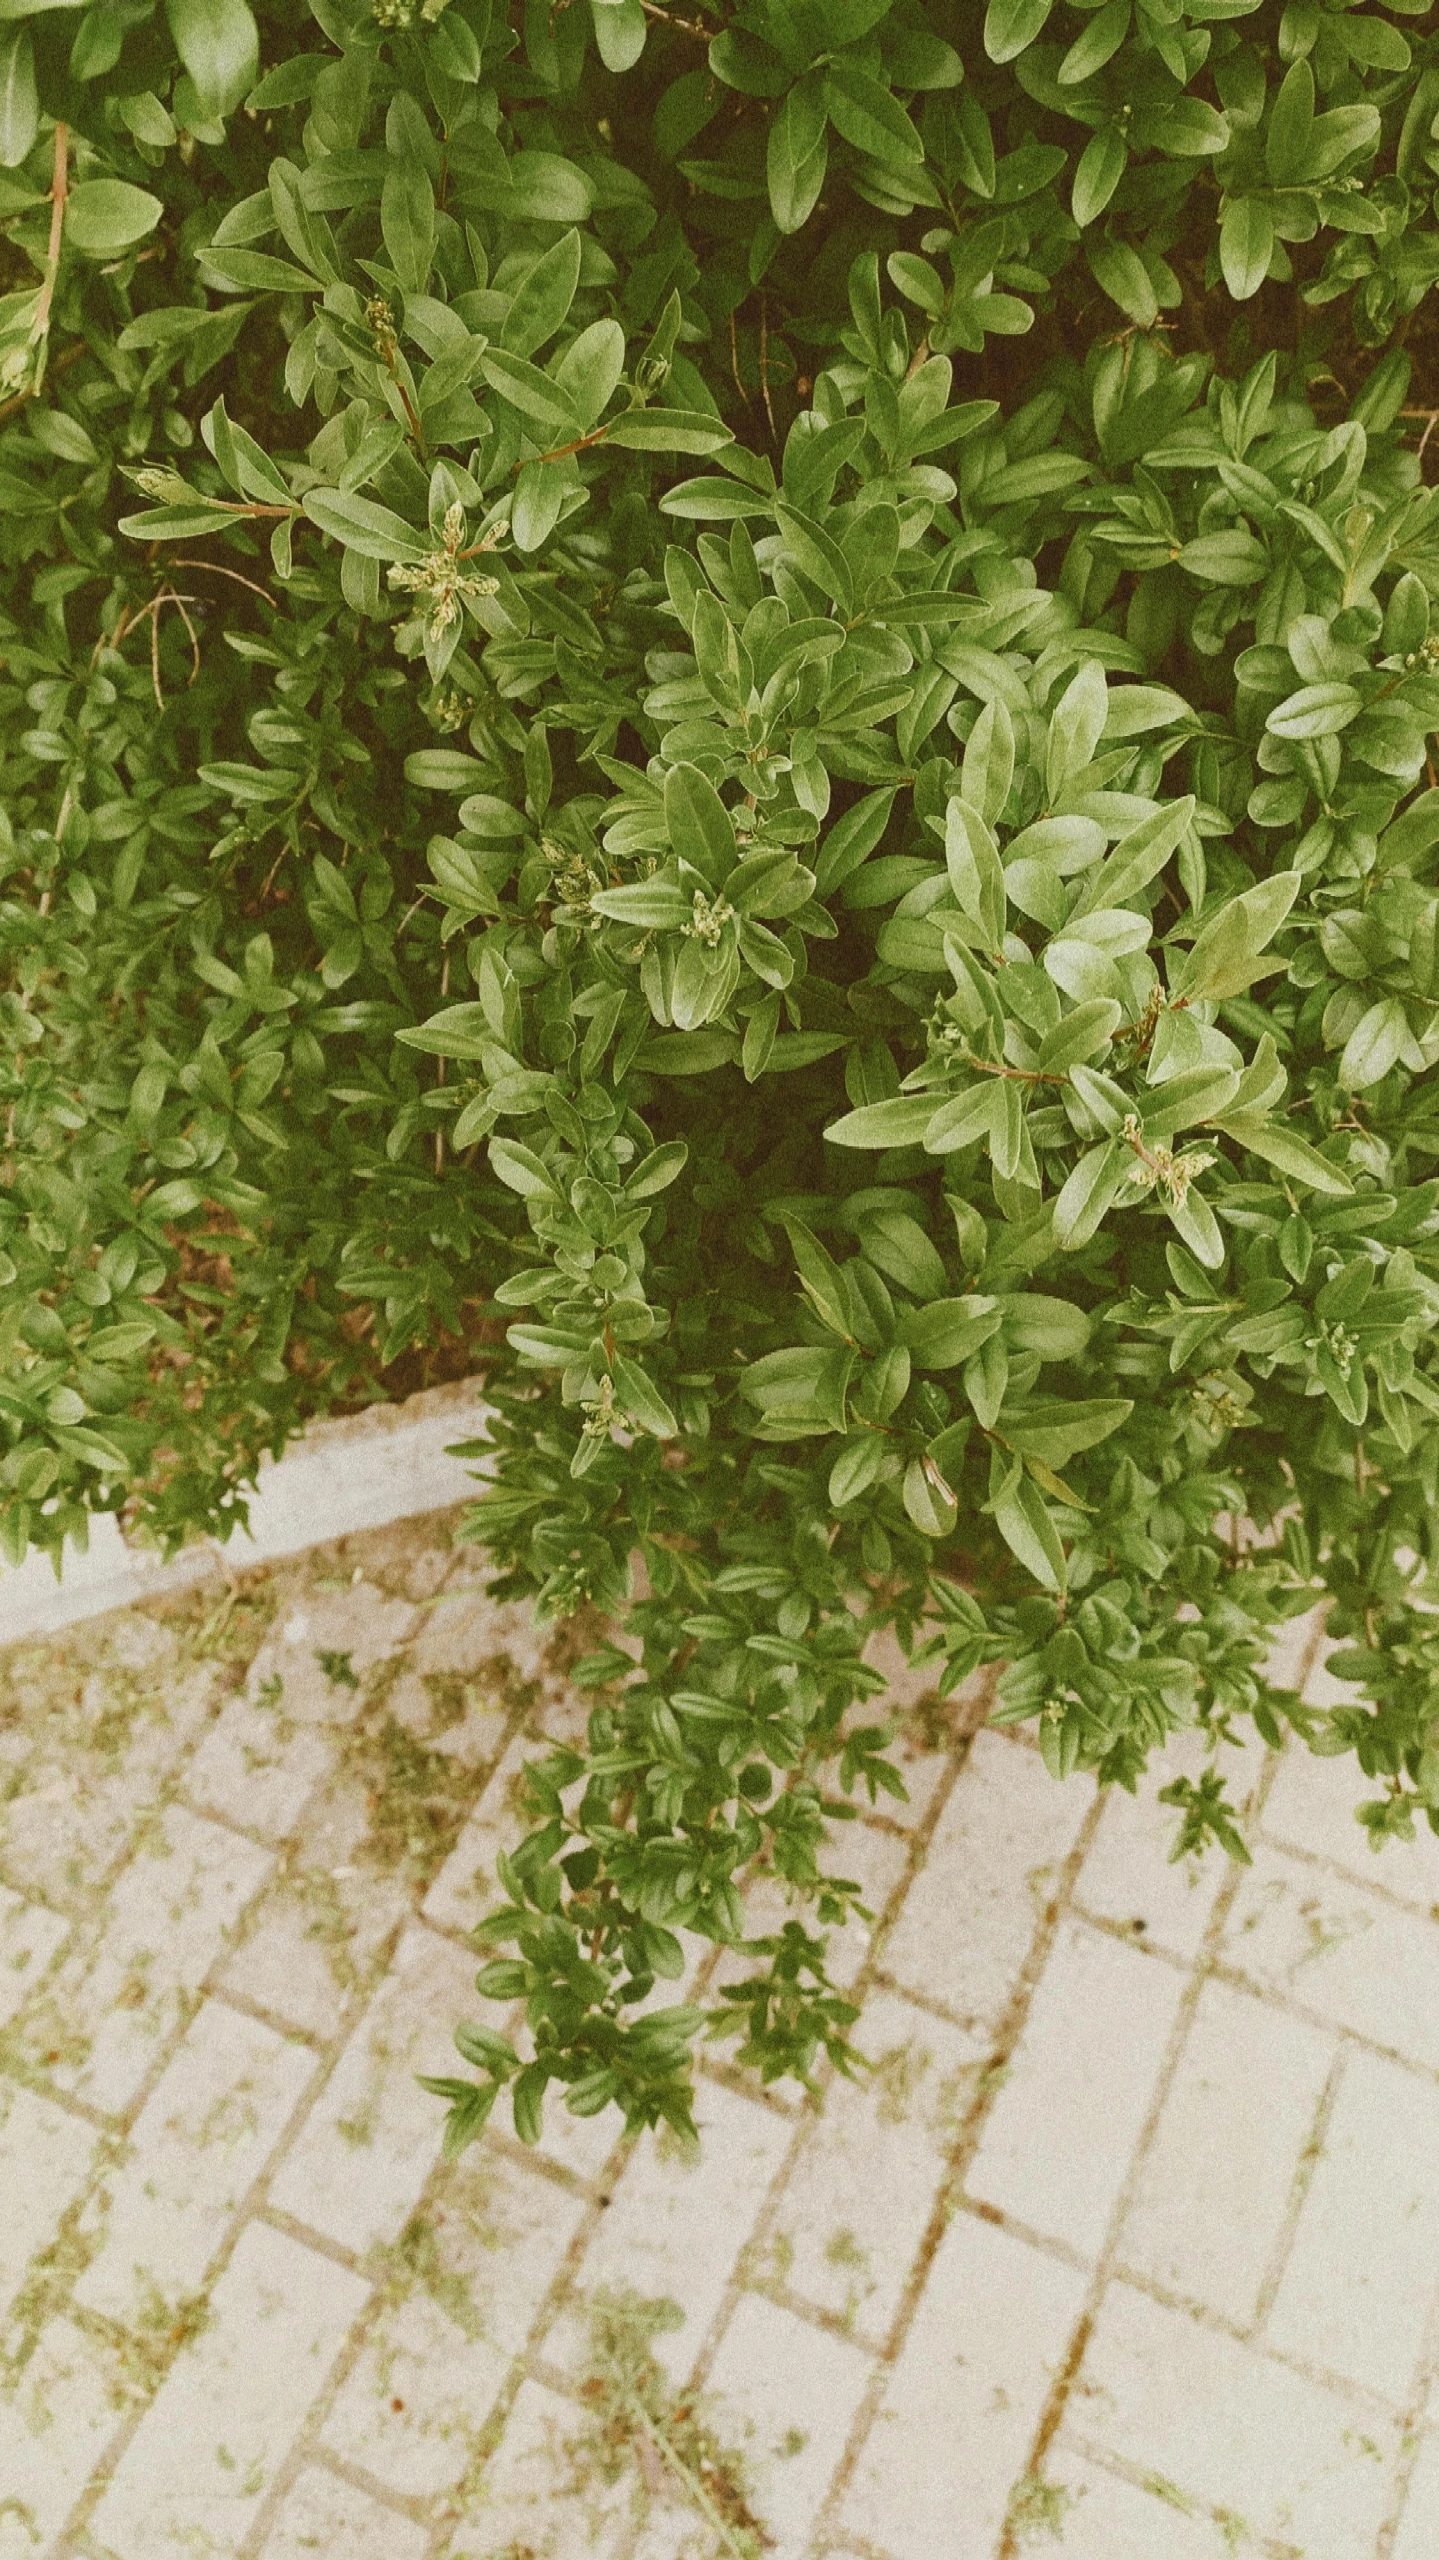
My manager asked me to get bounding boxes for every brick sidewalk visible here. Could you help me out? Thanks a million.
[3,1517,1438,2560]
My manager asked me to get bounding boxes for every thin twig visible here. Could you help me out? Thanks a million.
[169,557,279,606]
[32,123,69,353]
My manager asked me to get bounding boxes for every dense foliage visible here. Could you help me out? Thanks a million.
[3,0,1439,2148]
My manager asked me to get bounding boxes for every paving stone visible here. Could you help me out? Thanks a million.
[323,2284,507,2496]
[703,2292,873,2556]
[321,2148,587,2495]
[966,1920,1185,2260]
[46,1806,273,2115]
[184,1693,337,1842]
[0,1880,68,2025]
[258,2463,431,2560]
[1262,1738,1439,1908]
[1264,2045,1439,2403]
[421,1734,533,1936]
[266,1921,476,2254]
[0,2315,127,2557]
[454,2373,632,2559]
[88,2221,369,2560]
[73,1998,317,2328]
[1070,2278,1397,2560]
[1221,1843,1439,2073]
[0,2081,99,2326]
[1115,1975,1335,2327]
[0,1654,219,1908]
[837,2209,1088,2557]
[554,2080,794,2384]
[215,1861,411,2038]
[765,1989,981,2343]
[1072,1736,1236,1963]
[881,1732,1090,2033]
[241,1583,417,1727]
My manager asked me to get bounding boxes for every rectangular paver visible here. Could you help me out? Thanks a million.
[1073,1738,1234,1962]
[320,2147,586,2495]
[88,2220,369,2560]
[704,2292,873,2555]
[73,1998,317,2328]
[184,1694,337,1842]
[767,1988,979,2343]
[0,2316,126,2552]
[557,2078,793,2382]
[266,1920,476,2253]
[839,2209,1087,2557]
[1264,2044,1439,2403]
[1071,2278,1397,2560]
[49,1806,273,2115]
[1222,1844,1439,2074]
[0,1882,68,2026]
[1115,1975,1335,2327]
[966,1919,1185,2259]
[0,2082,98,2327]
[881,1732,1091,2033]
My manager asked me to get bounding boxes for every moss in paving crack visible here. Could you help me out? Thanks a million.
[113,2276,214,2397]
[566,2290,772,2557]
[1005,2474,1076,2544]
[3,2184,109,2379]
[371,2204,484,2343]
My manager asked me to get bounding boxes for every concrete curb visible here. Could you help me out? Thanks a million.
[0,1381,491,1649]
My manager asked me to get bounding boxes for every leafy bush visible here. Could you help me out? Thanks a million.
[3,0,1439,2149]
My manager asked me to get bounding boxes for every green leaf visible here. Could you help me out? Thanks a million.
[665,763,735,889]
[166,0,258,118]
[0,28,35,171]
[381,158,435,296]
[989,1458,1067,1588]
[604,410,734,454]
[1071,126,1126,228]
[999,1398,1132,1465]
[775,502,854,615]
[904,1453,958,1537]
[1054,1139,1129,1249]
[305,489,426,563]
[591,877,693,928]
[984,0,1054,63]
[611,1353,678,1437]
[1086,240,1158,328]
[1220,198,1273,301]
[899,1295,1003,1368]
[403,749,490,790]
[1174,873,1299,1003]
[767,75,828,233]
[65,181,163,257]
[825,1094,938,1150]
[1339,998,1408,1092]
[857,1208,947,1299]
[823,62,923,164]
[479,348,582,432]
[1222,1122,1352,1194]
[1265,59,1315,188]
[1267,684,1363,740]
[1178,530,1269,587]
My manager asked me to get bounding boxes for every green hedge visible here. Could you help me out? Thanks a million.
[3,0,1439,2148]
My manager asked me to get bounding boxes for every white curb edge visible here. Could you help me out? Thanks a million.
[0,1380,492,1649]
